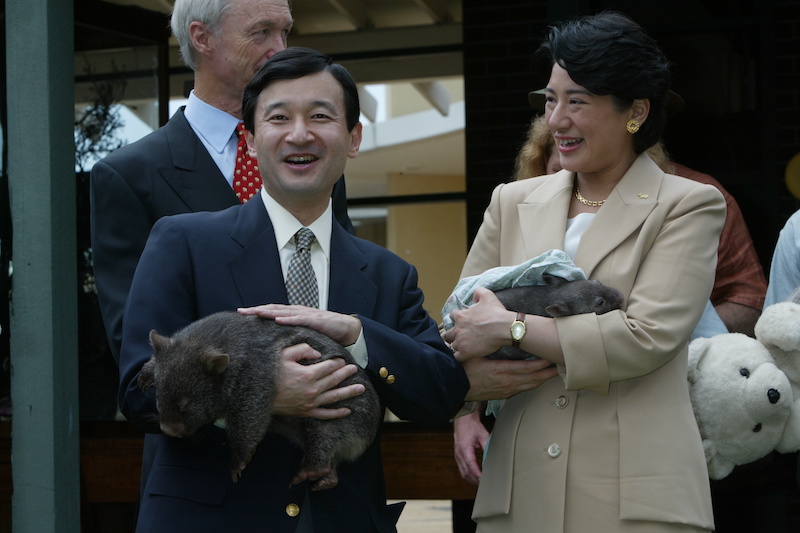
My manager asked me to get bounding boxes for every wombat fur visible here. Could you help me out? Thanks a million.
[488,273,624,359]
[137,311,382,490]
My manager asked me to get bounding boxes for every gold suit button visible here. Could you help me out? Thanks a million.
[386,375,396,385]
[379,367,389,379]
[554,396,569,409]
[286,503,300,517]
[547,444,562,458]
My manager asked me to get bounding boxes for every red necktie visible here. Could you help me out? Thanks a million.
[233,123,262,203]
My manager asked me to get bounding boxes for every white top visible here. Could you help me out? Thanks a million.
[564,212,595,259]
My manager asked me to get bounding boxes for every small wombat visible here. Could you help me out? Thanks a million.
[137,311,382,490]
[488,273,624,359]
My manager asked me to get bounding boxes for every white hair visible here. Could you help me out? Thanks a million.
[170,0,233,71]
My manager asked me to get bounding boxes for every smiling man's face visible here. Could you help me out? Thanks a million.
[244,70,362,214]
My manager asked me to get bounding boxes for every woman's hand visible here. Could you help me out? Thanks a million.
[444,287,515,362]
[239,304,361,346]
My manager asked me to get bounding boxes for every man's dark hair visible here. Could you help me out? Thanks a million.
[535,11,671,154]
[242,47,360,133]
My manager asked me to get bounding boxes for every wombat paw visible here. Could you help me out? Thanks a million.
[137,371,155,391]
[311,473,339,491]
[290,467,337,490]
[230,463,247,483]
[137,376,153,391]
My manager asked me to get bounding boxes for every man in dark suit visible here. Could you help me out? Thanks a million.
[118,47,470,532]
[90,0,352,366]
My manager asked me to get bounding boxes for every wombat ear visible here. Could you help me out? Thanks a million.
[149,330,169,354]
[545,303,571,317]
[543,273,568,287]
[202,352,230,375]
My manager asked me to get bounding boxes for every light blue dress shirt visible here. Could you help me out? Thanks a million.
[765,209,800,308]
[182,91,240,187]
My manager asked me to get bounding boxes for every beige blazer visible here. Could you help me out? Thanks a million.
[465,154,725,530]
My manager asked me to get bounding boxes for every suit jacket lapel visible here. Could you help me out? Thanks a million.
[160,108,239,212]
[228,207,378,313]
[328,223,377,317]
[518,170,574,256]
[516,154,661,279]
[229,199,288,307]
[574,153,661,278]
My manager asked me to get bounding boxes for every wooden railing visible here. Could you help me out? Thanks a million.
[0,420,476,531]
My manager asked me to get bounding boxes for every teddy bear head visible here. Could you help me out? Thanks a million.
[688,333,793,480]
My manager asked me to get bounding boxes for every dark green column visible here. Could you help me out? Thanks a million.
[6,0,80,531]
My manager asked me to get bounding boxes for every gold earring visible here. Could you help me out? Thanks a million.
[626,120,641,134]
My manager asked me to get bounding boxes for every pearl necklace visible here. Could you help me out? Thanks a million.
[575,187,604,207]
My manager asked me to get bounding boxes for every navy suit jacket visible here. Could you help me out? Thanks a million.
[118,197,470,532]
[90,108,352,365]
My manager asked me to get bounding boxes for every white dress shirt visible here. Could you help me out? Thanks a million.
[260,189,368,367]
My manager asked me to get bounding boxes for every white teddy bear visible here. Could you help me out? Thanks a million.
[753,290,800,453]
[687,333,794,480]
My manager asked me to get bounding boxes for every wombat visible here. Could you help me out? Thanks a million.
[137,311,382,490]
[487,273,624,359]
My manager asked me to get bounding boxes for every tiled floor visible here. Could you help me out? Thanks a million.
[392,500,453,533]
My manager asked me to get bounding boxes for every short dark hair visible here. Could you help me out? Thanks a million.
[535,11,671,154]
[242,47,360,133]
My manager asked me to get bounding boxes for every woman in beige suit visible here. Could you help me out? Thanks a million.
[445,12,725,532]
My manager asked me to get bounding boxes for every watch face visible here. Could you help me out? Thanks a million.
[511,321,526,340]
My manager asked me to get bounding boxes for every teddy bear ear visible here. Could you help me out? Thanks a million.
[702,438,735,480]
[687,337,711,382]
[707,456,736,480]
[755,301,800,353]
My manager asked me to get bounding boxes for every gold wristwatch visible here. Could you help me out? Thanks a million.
[510,312,526,347]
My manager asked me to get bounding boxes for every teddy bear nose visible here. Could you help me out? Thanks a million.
[767,388,781,404]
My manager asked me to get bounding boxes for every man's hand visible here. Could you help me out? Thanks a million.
[462,356,558,402]
[239,304,361,346]
[272,343,365,419]
[454,409,490,485]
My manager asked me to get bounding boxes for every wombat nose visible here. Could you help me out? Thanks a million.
[160,423,183,438]
[767,388,781,404]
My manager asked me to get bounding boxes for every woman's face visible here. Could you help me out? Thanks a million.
[544,63,639,179]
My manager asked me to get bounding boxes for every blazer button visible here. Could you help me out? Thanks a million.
[386,374,396,385]
[379,367,389,379]
[286,503,300,517]
[554,395,569,409]
[547,444,562,458]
